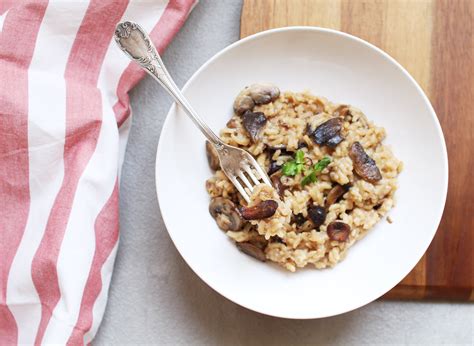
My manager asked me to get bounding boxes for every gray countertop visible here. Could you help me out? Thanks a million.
[95,1,473,344]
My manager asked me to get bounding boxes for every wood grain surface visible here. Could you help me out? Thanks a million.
[241,0,473,300]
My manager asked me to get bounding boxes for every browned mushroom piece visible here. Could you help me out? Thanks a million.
[209,197,244,231]
[249,83,280,105]
[297,141,309,149]
[242,111,267,142]
[325,184,348,207]
[349,142,382,183]
[308,117,344,148]
[307,205,326,228]
[205,141,220,170]
[233,94,254,115]
[333,105,351,117]
[270,173,287,198]
[240,200,278,220]
[268,161,282,175]
[270,236,285,244]
[248,236,268,250]
[236,242,266,262]
[233,83,280,115]
[326,134,344,147]
[265,146,288,175]
[327,221,350,242]
[291,213,306,226]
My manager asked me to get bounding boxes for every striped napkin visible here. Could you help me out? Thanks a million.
[0,1,196,344]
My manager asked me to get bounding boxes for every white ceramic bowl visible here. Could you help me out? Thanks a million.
[155,27,448,318]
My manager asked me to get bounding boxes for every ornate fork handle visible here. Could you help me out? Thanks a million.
[114,21,223,147]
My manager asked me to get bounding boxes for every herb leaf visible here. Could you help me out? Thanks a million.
[301,171,317,186]
[281,150,305,176]
[314,156,331,173]
[300,156,332,187]
[295,150,305,164]
[282,161,298,176]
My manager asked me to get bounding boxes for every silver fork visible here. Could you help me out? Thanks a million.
[114,21,272,202]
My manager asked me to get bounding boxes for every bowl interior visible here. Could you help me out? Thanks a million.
[156,28,448,318]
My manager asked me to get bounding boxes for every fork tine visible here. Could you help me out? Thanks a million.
[243,165,260,185]
[238,171,254,191]
[249,160,272,186]
[229,175,250,203]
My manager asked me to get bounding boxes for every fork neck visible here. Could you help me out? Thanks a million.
[114,21,224,148]
[160,81,225,148]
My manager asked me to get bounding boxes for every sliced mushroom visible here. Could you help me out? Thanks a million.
[333,105,351,117]
[308,118,344,148]
[326,134,344,147]
[307,205,326,228]
[233,83,280,115]
[233,94,255,115]
[292,213,306,226]
[268,161,282,175]
[205,141,220,170]
[249,83,280,105]
[270,236,285,244]
[236,242,266,262]
[327,221,350,242]
[209,197,243,231]
[298,141,309,149]
[240,200,278,220]
[296,221,315,233]
[242,111,267,142]
[349,142,382,183]
[325,184,349,207]
[270,173,287,198]
[248,236,268,250]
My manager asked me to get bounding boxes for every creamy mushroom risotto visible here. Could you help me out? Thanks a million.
[206,84,402,272]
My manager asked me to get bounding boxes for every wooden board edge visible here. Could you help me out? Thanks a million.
[383,285,474,301]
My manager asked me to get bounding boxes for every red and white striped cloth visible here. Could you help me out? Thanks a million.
[0,1,196,344]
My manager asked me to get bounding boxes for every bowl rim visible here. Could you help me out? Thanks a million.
[155,26,449,319]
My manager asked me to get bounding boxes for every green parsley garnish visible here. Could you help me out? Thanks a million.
[301,156,331,187]
[301,171,317,186]
[295,150,305,164]
[313,156,331,173]
[281,151,331,187]
[282,150,305,176]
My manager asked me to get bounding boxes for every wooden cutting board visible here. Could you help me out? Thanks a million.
[241,0,473,300]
